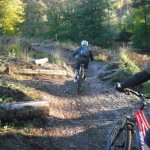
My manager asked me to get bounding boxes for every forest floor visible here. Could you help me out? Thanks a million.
[0,42,150,150]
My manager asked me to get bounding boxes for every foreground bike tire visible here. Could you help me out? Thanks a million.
[106,119,132,150]
[135,124,142,150]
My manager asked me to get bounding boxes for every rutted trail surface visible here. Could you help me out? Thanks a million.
[32,44,142,150]
[46,60,136,150]
[1,43,150,150]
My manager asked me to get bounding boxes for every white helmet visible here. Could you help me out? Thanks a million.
[81,40,88,46]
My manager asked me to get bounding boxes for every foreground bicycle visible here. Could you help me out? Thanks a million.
[106,88,150,150]
[77,64,85,94]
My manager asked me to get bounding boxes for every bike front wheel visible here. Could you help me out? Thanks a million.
[131,124,142,150]
[106,119,132,150]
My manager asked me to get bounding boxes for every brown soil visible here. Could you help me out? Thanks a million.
[0,44,150,150]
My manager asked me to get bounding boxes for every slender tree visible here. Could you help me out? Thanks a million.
[127,0,150,51]
[21,0,47,37]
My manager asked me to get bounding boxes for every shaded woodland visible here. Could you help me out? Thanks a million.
[0,0,149,51]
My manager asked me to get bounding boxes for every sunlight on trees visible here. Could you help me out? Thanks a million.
[21,0,47,37]
[0,0,25,35]
[0,0,149,50]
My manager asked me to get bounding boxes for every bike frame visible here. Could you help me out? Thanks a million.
[106,89,150,150]
[135,109,150,150]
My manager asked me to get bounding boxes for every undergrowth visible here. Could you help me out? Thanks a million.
[104,46,150,96]
[49,49,62,64]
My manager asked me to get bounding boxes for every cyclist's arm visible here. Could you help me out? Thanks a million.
[144,129,150,149]
[72,48,80,57]
[89,50,94,61]
[120,69,150,88]
[145,63,150,74]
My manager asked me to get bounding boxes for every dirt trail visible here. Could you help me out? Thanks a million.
[44,60,136,150]
[21,44,150,150]
[1,42,150,150]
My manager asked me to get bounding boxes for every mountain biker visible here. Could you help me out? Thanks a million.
[115,67,150,149]
[72,40,94,82]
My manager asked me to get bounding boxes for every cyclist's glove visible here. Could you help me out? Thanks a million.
[115,83,124,92]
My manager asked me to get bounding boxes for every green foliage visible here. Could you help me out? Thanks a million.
[32,50,50,59]
[7,43,31,60]
[107,47,140,83]
[50,50,62,64]
[1,0,149,50]
[24,122,34,129]
[21,0,47,37]
[0,0,119,46]
[7,43,22,57]
[46,0,64,40]
[140,81,150,96]
[131,22,150,51]
[0,97,13,103]
[42,0,118,46]
[0,0,25,35]
[94,54,107,62]
[127,2,150,51]
[66,0,118,46]
[119,47,140,74]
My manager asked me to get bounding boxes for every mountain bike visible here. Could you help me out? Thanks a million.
[77,64,85,94]
[106,88,150,150]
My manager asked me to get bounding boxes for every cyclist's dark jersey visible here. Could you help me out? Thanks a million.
[144,129,150,148]
[73,46,94,70]
[72,46,94,61]
[121,70,150,88]
[145,63,150,74]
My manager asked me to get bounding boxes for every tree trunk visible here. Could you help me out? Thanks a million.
[0,101,50,121]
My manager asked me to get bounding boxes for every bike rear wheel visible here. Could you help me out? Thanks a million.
[77,65,84,94]
[77,75,81,94]
[106,119,132,150]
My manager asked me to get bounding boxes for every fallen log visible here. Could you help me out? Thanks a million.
[0,101,50,121]
[33,58,49,65]
[13,68,67,76]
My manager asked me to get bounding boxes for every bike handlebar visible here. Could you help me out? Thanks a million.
[124,88,150,100]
